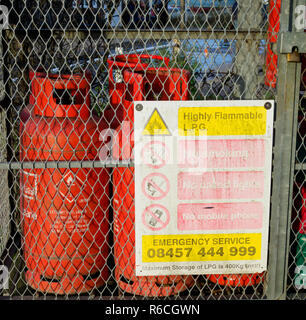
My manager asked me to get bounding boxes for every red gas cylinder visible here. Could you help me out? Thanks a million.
[302,187,306,231]
[29,68,47,105]
[106,54,170,128]
[265,0,306,88]
[20,71,110,294]
[206,273,265,287]
[20,69,47,128]
[112,66,195,296]
[302,54,306,88]
[265,0,281,88]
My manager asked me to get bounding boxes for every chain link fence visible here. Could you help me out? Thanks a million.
[289,52,306,300]
[0,0,304,300]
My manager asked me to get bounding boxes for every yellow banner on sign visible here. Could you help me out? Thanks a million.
[142,233,261,263]
[178,107,267,136]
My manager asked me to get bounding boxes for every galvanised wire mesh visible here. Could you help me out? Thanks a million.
[0,0,297,300]
[289,53,306,300]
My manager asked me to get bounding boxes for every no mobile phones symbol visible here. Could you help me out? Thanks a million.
[142,204,170,231]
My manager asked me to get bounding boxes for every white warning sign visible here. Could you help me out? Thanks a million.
[134,100,274,277]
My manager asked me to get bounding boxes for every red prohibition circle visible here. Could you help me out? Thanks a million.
[141,140,169,169]
[141,172,170,200]
[142,204,170,231]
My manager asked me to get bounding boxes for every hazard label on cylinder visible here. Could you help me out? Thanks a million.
[134,100,274,276]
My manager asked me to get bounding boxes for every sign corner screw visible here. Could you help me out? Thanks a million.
[136,104,143,111]
[264,102,272,110]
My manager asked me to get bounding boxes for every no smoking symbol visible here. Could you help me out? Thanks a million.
[142,173,170,200]
[142,204,170,231]
[141,141,169,169]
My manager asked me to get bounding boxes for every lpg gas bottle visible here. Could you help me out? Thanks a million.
[111,65,195,296]
[20,71,110,294]
[206,273,265,287]
[106,54,170,128]
[20,68,46,129]
[265,0,306,88]
[265,0,281,88]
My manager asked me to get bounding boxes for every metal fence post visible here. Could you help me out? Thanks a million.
[265,0,303,299]
[266,53,301,299]
[0,31,11,258]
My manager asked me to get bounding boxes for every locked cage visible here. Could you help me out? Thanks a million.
[0,0,304,300]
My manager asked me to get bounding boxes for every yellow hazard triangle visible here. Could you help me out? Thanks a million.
[142,108,171,136]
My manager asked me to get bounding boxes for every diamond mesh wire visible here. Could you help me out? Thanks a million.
[0,0,298,300]
[288,53,306,300]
